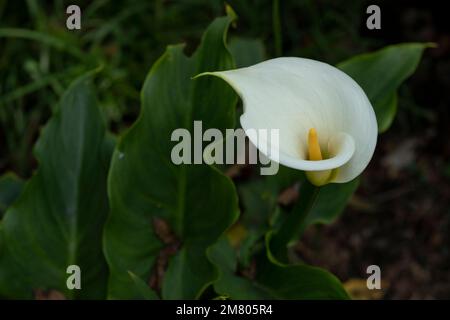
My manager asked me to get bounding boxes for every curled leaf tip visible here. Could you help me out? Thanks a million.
[225,3,238,22]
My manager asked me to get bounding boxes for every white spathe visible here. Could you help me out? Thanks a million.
[201,57,378,184]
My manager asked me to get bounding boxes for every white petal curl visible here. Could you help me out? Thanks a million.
[201,57,378,183]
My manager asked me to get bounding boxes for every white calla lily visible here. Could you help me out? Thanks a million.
[202,57,378,186]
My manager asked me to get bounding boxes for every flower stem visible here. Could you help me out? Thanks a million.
[270,180,320,262]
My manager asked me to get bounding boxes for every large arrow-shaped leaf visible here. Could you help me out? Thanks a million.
[103,16,239,299]
[338,43,431,132]
[0,73,113,299]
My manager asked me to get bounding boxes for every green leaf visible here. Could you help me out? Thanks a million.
[260,266,349,299]
[269,177,359,262]
[235,166,302,266]
[0,231,32,299]
[208,237,271,299]
[0,72,113,299]
[128,272,159,300]
[103,16,239,299]
[240,165,303,223]
[262,232,349,299]
[301,177,360,231]
[236,180,278,267]
[208,236,348,299]
[228,37,266,68]
[257,264,350,300]
[238,180,278,233]
[237,167,358,267]
[269,180,320,262]
[0,173,23,218]
[0,173,28,298]
[338,43,431,132]
[257,259,350,299]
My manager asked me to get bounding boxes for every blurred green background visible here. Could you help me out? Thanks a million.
[0,0,449,299]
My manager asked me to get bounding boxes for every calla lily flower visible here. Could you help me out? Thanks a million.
[202,57,378,186]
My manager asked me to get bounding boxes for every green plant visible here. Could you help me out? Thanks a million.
[0,6,429,300]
